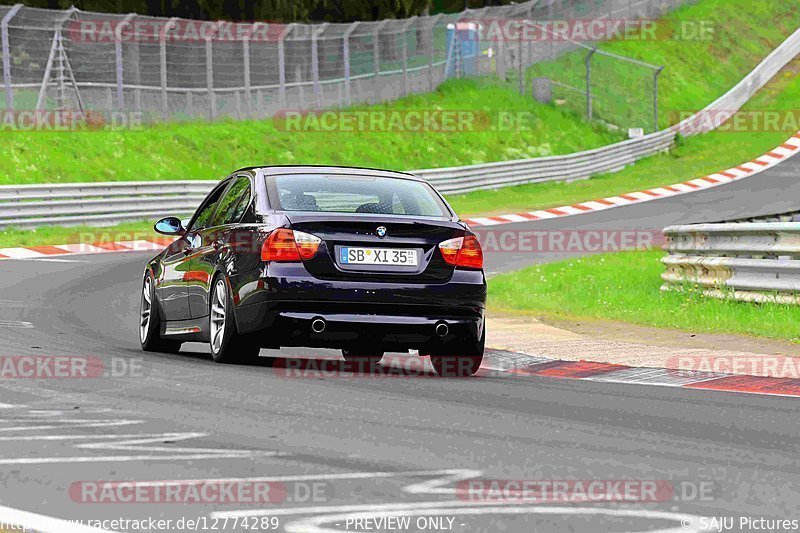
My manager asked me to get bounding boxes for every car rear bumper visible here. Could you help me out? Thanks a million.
[257,309,482,351]
[231,265,486,351]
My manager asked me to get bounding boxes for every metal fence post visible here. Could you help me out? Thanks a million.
[1,4,22,110]
[115,13,135,110]
[473,11,487,75]
[242,27,253,116]
[527,5,535,69]
[585,46,597,120]
[277,23,295,108]
[311,23,327,109]
[401,17,417,96]
[372,20,389,104]
[205,35,215,120]
[547,0,554,60]
[242,34,251,117]
[160,17,178,120]
[517,26,524,95]
[242,22,265,117]
[428,15,443,92]
[455,36,463,78]
[342,22,359,107]
[458,6,470,78]
[496,20,506,80]
[653,65,664,132]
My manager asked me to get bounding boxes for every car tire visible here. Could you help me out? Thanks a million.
[342,348,384,367]
[139,271,182,354]
[430,324,484,377]
[209,274,260,364]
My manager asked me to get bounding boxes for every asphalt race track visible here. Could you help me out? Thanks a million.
[1,161,800,532]
[483,154,800,274]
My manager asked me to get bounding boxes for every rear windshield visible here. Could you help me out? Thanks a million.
[266,174,452,218]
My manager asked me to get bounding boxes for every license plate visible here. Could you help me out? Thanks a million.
[340,247,418,266]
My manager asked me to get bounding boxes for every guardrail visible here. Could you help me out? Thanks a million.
[2,26,800,229]
[0,130,675,228]
[0,128,675,228]
[0,181,216,228]
[416,129,674,195]
[661,223,800,305]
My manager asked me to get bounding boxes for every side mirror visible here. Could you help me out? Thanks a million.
[154,216,185,236]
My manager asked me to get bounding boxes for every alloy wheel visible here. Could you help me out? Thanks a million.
[210,279,227,354]
[139,275,152,344]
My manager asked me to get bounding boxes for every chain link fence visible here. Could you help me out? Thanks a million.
[0,0,686,123]
[524,0,689,133]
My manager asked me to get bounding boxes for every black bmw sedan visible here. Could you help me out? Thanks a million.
[139,166,487,376]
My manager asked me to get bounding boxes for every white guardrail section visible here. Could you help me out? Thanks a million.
[2,26,800,228]
[661,223,800,305]
[0,181,217,228]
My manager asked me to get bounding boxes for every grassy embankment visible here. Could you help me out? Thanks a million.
[489,249,800,342]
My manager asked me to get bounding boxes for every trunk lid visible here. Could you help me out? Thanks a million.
[286,213,465,282]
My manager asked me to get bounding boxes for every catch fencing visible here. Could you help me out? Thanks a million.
[661,223,800,305]
[3,17,800,229]
[0,0,684,123]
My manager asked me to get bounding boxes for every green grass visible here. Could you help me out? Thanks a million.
[526,0,800,131]
[4,60,800,247]
[2,0,799,187]
[489,249,800,342]
[450,57,800,217]
[0,221,158,249]
[0,78,622,185]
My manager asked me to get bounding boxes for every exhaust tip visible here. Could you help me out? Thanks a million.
[435,321,449,338]
[311,318,326,333]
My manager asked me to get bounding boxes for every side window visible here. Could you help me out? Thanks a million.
[188,181,229,232]
[212,177,251,227]
[229,184,252,222]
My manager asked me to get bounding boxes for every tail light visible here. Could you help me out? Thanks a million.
[261,228,321,262]
[438,234,483,269]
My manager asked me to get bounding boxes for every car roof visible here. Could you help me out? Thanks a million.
[234,165,423,181]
